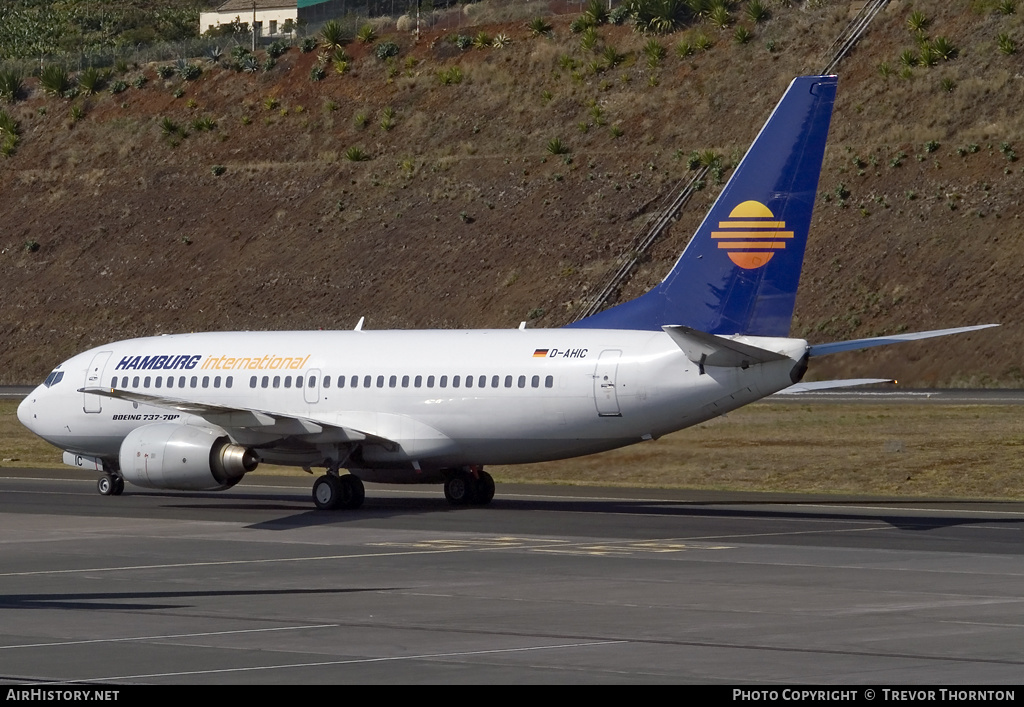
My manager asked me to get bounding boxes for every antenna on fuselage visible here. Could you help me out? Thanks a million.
[354,317,365,331]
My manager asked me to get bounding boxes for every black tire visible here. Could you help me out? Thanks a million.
[473,471,495,505]
[444,471,475,506]
[97,474,115,496]
[341,475,365,509]
[313,475,342,510]
[111,476,125,496]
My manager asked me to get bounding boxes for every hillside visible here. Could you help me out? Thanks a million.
[1,1,1022,386]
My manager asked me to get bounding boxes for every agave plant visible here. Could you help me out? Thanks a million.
[527,17,552,36]
[580,27,599,51]
[39,65,71,96]
[309,64,326,82]
[78,67,104,95]
[746,0,769,24]
[345,145,369,161]
[929,36,958,61]
[375,41,399,61]
[321,20,346,51]
[630,0,695,34]
[206,45,224,64]
[356,24,377,44]
[583,0,609,26]
[473,32,492,49]
[546,137,570,155]
[492,34,511,48]
[0,70,25,102]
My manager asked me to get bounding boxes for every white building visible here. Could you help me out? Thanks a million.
[199,0,299,39]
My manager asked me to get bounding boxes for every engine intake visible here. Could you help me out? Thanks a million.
[119,423,258,491]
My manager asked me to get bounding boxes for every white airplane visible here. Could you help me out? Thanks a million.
[18,75,995,510]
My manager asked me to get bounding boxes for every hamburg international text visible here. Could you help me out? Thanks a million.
[18,75,997,510]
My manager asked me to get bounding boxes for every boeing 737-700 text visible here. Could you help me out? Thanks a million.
[18,75,996,509]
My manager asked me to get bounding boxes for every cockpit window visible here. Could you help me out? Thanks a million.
[42,371,65,388]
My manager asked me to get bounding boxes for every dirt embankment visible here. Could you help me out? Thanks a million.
[1,2,1021,386]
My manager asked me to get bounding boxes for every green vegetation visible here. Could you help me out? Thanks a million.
[528,17,552,36]
[345,145,369,161]
[998,32,1016,55]
[320,20,347,51]
[0,0,199,60]
[38,64,71,96]
[746,0,769,24]
[77,66,104,95]
[375,40,399,61]
[546,137,570,155]
[0,109,20,156]
[628,0,695,34]
[907,10,929,33]
[356,24,377,44]
[0,70,24,102]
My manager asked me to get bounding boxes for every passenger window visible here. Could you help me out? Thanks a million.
[415,375,422,387]
[178,376,186,388]
[190,376,198,388]
[479,375,486,388]
[133,376,141,388]
[504,375,512,388]
[440,375,448,388]
[351,376,359,388]
[202,376,210,388]
[122,377,129,388]
[214,376,221,389]
[376,375,384,388]
[250,376,258,388]
[110,377,117,388]
[401,375,409,388]
[545,375,554,388]
[155,377,162,389]
[363,375,372,388]
[532,375,539,388]
[261,376,269,388]
[324,376,331,388]
[273,376,280,388]
[518,375,526,388]
[427,375,435,388]
[389,375,397,388]
[465,375,472,388]
[284,376,292,389]
[492,375,499,388]
[167,376,175,389]
[297,376,304,389]
[144,376,151,388]
[452,375,460,388]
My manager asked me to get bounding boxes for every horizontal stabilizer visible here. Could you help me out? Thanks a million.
[776,378,894,394]
[663,325,789,368]
[808,324,999,357]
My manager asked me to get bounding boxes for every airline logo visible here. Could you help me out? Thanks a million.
[711,200,793,270]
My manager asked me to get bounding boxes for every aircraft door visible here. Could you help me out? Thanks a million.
[593,350,622,417]
[304,368,321,404]
[83,351,112,413]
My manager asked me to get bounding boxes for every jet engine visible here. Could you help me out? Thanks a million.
[119,423,259,491]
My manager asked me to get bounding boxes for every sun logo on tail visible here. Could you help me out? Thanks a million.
[711,201,793,270]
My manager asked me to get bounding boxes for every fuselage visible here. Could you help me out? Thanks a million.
[18,328,807,474]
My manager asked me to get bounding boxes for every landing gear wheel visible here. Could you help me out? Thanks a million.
[111,476,125,496]
[339,474,365,510]
[97,474,115,496]
[444,471,476,506]
[313,475,343,510]
[473,471,495,506]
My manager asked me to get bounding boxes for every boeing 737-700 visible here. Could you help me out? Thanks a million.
[17,75,996,509]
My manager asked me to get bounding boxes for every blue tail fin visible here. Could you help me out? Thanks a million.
[568,75,837,336]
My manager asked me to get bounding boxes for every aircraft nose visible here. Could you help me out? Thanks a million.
[17,393,36,432]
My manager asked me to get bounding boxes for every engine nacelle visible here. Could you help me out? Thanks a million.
[119,423,259,491]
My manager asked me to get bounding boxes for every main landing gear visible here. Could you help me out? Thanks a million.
[312,473,365,510]
[444,469,495,507]
[97,473,125,496]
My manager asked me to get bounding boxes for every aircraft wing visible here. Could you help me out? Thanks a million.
[808,324,999,357]
[78,386,392,446]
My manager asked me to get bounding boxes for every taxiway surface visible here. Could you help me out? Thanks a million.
[0,469,1021,684]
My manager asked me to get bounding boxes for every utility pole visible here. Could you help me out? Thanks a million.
[252,1,257,53]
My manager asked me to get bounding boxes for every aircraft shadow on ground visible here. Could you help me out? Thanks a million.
[0,587,395,611]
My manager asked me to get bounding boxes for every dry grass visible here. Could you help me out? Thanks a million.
[4,400,1024,499]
